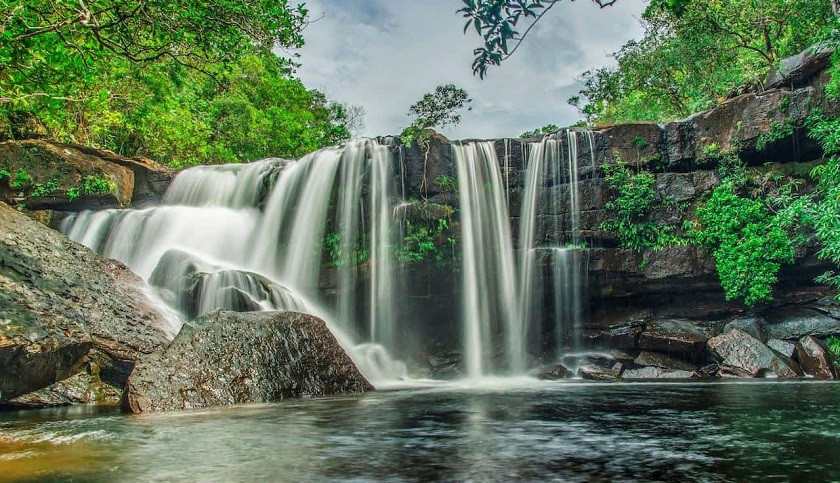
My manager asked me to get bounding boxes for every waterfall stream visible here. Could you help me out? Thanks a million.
[63,133,593,382]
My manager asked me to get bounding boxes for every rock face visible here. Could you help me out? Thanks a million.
[0,202,171,405]
[124,310,374,413]
[797,336,837,379]
[0,139,172,214]
[707,329,801,378]
[638,320,709,363]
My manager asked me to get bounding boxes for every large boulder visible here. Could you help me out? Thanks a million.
[707,329,801,378]
[124,310,374,413]
[764,308,840,340]
[0,202,171,405]
[797,336,837,379]
[638,319,709,362]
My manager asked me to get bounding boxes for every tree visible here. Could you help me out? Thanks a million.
[400,84,472,147]
[520,124,559,138]
[459,0,836,79]
[568,0,834,125]
[401,84,472,197]
[0,0,356,166]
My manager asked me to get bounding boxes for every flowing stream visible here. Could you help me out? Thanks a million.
[3,381,840,481]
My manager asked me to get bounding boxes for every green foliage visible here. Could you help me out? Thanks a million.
[695,181,794,307]
[434,175,458,193]
[11,170,30,189]
[520,124,559,138]
[31,179,60,197]
[702,143,723,158]
[323,232,370,269]
[0,1,356,167]
[396,217,458,268]
[401,85,472,147]
[80,175,116,195]
[756,119,795,151]
[567,0,834,125]
[826,336,840,358]
[600,158,682,251]
[0,168,9,181]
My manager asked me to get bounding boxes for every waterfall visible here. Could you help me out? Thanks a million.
[61,139,406,384]
[453,142,522,377]
[518,131,593,359]
[63,132,594,382]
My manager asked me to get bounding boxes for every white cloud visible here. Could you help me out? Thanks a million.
[295,0,646,139]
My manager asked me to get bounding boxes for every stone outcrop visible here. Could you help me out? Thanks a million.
[797,336,837,379]
[0,139,172,216]
[124,310,373,413]
[0,202,171,406]
[707,329,802,378]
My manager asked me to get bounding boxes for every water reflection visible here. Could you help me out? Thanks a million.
[2,382,840,481]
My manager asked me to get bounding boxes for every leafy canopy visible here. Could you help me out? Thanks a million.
[0,0,357,167]
[400,84,472,147]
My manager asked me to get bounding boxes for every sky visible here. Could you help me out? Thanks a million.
[295,0,647,140]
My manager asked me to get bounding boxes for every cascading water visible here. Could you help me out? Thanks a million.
[63,132,593,382]
[518,130,594,359]
[62,139,406,384]
[453,142,523,377]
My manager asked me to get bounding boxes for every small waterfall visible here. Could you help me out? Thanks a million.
[62,139,406,385]
[453,142,522,377]
[518,131,593,360]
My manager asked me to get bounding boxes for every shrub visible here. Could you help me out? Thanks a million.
[600,158,682,251]
[695,181,794,307]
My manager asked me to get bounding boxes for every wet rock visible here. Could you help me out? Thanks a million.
[766,339,797,359]
[622,366,665,379]
[575,355,623,381]
[797,336,837,379]
[621,366,696,379]
[698,363,720,378]
[583,323,642,350]
[638,319,709,363]
[536,363,574,381]
[633,351,696,372]
[723,317,766,342]
[707,329,801,378]
[0,202,170,405]
[5,371,121,408]
[149,249,303,318]
[124,310,373,413]
[764,308,840,340]
[428,350,463,379]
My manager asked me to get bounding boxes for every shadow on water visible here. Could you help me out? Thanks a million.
[2,381,840,481]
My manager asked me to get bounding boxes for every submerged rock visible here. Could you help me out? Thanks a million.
[5,372,121,408]
[536,363,574,380]
[621,367,696,380]
[124,310,373,413]
[797,336,837,379]
[707,329,801,378]
[0,202,170,405]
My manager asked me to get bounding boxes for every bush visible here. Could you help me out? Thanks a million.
[600,158,682,251]
[696,181,794,307]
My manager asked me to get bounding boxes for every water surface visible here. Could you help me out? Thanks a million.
[2,381,840,481]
